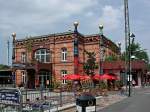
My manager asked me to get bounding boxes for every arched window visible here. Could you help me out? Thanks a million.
[35,49,50,63]
[61,48,67,61]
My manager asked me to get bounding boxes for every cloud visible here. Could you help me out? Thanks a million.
[0,0,150,64]
[99,5,123,31]
[0,0,98,64]
[0,0,98,38]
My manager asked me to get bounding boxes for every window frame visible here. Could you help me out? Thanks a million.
[21,52,26,63]
[35,49,50,63]
[61,48,67,62]
[21,71,26,85]
[61,70,67,84]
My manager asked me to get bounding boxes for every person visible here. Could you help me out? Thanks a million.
[132,80,136,87]
[120,86,125,95]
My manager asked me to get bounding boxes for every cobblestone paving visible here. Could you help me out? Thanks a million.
[60,94,127,112]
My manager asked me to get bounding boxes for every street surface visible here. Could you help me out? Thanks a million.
[61,91,127,112]
[99,87,150,112]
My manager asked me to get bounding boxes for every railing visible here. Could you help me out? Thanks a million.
[21,88,76,111]
[0,84,104,111]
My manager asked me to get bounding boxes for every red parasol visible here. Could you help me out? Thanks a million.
[62,74,91,80]
[62,74,80,80]
[111,75,118,80]
[93,74,102,80]
[100,73,118,80]
[100,73,113,80]
[80,75,90,80]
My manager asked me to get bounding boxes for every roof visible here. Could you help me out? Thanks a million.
[102,60,148,70]
[16,31,74,42]
[0,69,12,72]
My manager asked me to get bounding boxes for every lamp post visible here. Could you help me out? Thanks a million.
[99,25,104,75]
[128,32,135,97]
[12,32,16,88]
[12,32,16,62]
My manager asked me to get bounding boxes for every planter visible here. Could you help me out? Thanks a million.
[53,89,60,93]
[101,89,108,96]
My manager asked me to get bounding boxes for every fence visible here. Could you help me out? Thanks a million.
[0,87,76,112]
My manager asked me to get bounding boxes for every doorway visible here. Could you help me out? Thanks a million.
[39,70,52,89]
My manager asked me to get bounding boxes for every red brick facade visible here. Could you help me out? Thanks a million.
[13,31,119,88]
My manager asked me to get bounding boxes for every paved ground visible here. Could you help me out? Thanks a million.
[61,91,127,112]
[98,87,150,112]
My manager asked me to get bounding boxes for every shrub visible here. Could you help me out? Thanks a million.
[115,80,123,89]
[99,81,107,90]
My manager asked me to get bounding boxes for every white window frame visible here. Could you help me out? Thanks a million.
[21,52,26,63]
[21,71,26,84]
[35,49,50,63]
[61,48,67,61]
[61,70,67,84]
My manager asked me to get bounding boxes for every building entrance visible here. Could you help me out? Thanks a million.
[39,70,52,89]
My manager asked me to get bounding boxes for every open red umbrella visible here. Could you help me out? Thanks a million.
[62,74,91,80]
[93,74,102,80]
[111,75,118,80]
[80,75,90,80]
[100,73,113,80]
[62,74,80,80]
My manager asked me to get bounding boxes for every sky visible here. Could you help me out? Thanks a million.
[0,0,150,65]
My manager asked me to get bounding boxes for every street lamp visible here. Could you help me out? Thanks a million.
[99,24,104,75]
[128,32,135,97]
[12,32,16,88]
[12,32,16,61]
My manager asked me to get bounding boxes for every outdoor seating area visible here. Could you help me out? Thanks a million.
[52,73,123,97]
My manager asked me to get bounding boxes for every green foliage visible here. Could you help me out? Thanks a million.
[53,81,61,89]
[121,42,149,63]
[25,37,33,52]
[105,55,118,62]
[115,80,123,89]
[0,64,10,70]
[83,50,97,77]
[98,81,107,89]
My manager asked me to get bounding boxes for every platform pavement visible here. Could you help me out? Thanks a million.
[49,86,150,112]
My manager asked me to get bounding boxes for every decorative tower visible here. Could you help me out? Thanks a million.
[99,25,104,75]
[73,21,79,74]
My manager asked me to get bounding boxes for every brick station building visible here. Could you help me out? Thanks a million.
[12,24,120,89]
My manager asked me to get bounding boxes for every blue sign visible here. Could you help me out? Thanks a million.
[0,89,20,104]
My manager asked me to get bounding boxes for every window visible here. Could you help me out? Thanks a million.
[61,70,67,84]
[61,48,67,61]
[35,49,50,63]
[21,71,26,85]
[21,52,26,63]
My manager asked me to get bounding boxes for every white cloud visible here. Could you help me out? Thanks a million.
[0,0,98,64]
[0,0,98,38]
[99,5,123,31]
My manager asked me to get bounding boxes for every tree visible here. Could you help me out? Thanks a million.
[0,64,10,70]
[105,55,118,62]
[25,37,33,63]
[121,42,149,63]
[83,50,98,77]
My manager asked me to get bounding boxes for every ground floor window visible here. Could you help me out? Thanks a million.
[21,71,26,85]
[61,70,67,84]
